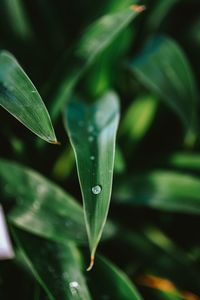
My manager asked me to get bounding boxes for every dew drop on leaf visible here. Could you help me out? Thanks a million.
[92,185,102,195]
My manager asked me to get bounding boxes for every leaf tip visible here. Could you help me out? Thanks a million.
[130,4,146,13]
[86,255,94,272]
[50,140,61,146]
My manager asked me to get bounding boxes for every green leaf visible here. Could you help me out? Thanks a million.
[12,227,92,300]
[64,91,120,268]
[129,36,198,137]
[114,170,200,214]
[50,6,144,120]
[88,256,143,300]
[0,159,87,244]
[0,51,57,143]
[120,94,158,148]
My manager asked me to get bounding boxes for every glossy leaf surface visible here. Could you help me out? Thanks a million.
[64,91,120,264]
[0,51,57,143]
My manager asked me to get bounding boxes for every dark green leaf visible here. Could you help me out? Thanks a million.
[88,256,143,300]
[114,170,200,214]
[64,91,120,267]
[0,159,87,244]
[12,227,92,300]
[50,6,144,120]
[129,36,198,137]
[0,51,57,143]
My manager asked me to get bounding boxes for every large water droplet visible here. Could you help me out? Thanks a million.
[69,281,79,295]
[90,156,95,160]
[92,185,102,195]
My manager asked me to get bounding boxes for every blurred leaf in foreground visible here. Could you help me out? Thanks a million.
[64,91,120,269]
[0,51,57,143]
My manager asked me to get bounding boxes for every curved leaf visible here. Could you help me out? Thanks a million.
[88,256,143,300]
[0,51,57,143]
[12,227,92,300]
[129,36,199,137]
[114,170,200,214]
[64,91,120,267]
[50,6,144,120]
[0,159,87,244]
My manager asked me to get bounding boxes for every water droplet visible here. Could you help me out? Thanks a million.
[88,136,94,142]
[90,156,95,160]
[69,281,79,295]
[92,185,102,195]
[31,90,37,93]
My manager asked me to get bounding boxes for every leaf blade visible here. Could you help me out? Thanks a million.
[0,51,57,143]
[64,91,120,262]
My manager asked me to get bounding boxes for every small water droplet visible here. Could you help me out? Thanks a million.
[31,90,37,93]
[69,281,79,295]
[90,156,95,160]
[92,185,102,195]
[88,136,94,142]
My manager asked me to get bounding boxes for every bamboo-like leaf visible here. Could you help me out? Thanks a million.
[169,152,200,171]
[88,255,143,300]
[64,91,120,268]
[114,170,200,214]
[0,51,57,143]
[0,159,87,244]
[129,36,198,137]
[50,5,145,120]
[12,227,92,300]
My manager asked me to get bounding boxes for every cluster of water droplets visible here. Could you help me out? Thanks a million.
[69,281,79,296]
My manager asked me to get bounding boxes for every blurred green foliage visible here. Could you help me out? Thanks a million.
[0,0,200,299]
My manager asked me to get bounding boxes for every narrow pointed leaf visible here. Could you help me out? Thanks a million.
[0,51,57,143]
[114,170,200,214]
[64,91,120,262]
[50,6,144,120]
[129,36,198,136]
[12,227,92,300]
[88,255,143,300]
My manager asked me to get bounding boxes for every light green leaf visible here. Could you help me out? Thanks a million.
[0,51,57,143]
[12,227,92,300]
[64,91,120,268]
[50,6,144,120]
[88,256,143,300]
[169,152,200,171]
[114,170,200,214]
[120,94,158,147]
[129,36,198,137]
